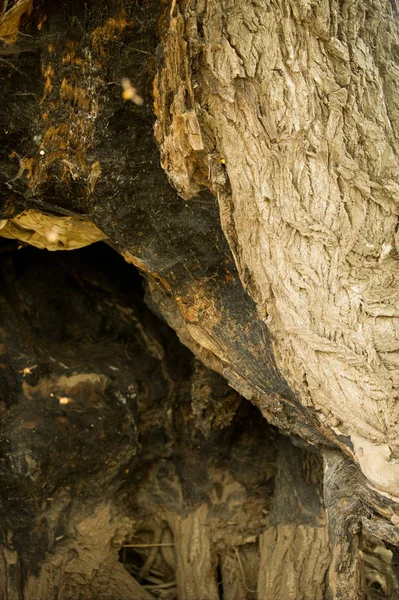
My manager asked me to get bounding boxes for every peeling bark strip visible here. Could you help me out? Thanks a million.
[324,449,365,599]
[0,209,106,250]
[0,0,32,45]
[155,0,399,498]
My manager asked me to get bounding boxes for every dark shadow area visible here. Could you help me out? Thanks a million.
[0,238,280,598]
[0,238,394,599]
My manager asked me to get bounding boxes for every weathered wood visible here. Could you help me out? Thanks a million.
[0,0,337,451]
[0,548,21,600]
[154,0,399,501]
[2,0,398,504]
[219,546,258,600]
[258,526,329,600]
[168,505,219,600]
[324,449,365,600]
[257,438,329,600]
[1,0,399,597]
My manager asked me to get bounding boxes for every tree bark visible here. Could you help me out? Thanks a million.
[154,0,399,497]
[1,0,399,598]
[257,438,329,600]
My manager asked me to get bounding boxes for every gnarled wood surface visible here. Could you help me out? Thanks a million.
[155,0,399,498]
[1,0,399,597]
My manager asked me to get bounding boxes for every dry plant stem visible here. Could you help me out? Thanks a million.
[122,544,174,548]
[138,527,164,581]
[234,547,256,594]
[161,528,177,572]
[144,581,177,590]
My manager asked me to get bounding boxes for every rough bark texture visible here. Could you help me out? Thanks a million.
[257,437,329,600]
[324,450,365,599]
[155,0,399,497]
[1,0,399,598]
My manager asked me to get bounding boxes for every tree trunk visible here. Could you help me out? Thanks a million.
[0,0,399,598]
[155,0,399,494]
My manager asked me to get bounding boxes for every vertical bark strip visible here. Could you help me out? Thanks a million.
[257,438,329,599]
[258,526,329,600]
[168,505,219,600]
[324,449,365,599]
